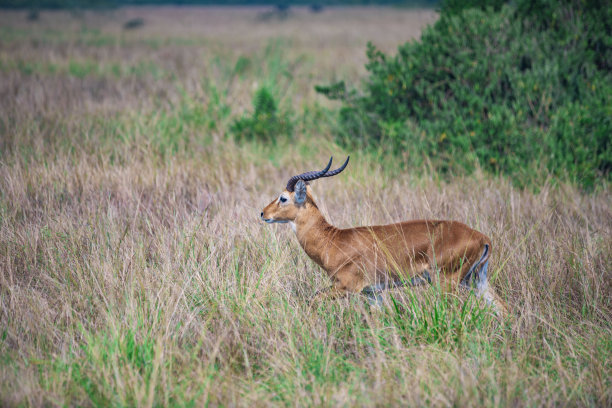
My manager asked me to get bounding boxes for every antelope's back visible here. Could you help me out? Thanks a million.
[346,219,490,276]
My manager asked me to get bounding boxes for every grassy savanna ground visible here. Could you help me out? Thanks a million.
[0,6,610,407]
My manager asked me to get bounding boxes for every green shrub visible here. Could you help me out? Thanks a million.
[441,0,506,15]
[231,86,293,142]
[317,0,611,189]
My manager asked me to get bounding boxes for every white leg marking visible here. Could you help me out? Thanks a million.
[481,284,494,303]
[476,277,489,296]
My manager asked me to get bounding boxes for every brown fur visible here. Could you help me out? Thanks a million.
[262,186,507,313]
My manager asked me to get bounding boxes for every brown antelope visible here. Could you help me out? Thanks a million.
[260,157,508,315]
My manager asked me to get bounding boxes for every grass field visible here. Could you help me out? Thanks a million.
[0,6,610,407]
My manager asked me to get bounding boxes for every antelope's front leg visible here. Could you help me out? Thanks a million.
[311,264,367,304]
[310,285,351,303]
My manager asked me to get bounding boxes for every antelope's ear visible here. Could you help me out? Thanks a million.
[294,180,307,204]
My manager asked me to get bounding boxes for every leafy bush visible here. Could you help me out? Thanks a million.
[317,0,612,188]
[441,0,506,15]
[231,86,293,142]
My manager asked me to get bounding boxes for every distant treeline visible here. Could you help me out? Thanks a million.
[0,0,439,9]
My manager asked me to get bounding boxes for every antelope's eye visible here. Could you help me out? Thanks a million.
[279,196,287,203]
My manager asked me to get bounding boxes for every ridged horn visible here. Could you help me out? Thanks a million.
[285,156,350,192]
[321,156,349,178]
[286,157,333,192]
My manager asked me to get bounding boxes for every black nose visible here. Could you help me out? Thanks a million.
[260,212,263,218]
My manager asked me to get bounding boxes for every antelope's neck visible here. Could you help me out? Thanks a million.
[293,204,337,271]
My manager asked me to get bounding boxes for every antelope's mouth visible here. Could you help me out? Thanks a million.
[263,218,288,224]
[260,214,288,224]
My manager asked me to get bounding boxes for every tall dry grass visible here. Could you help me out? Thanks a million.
[0,6,610,407]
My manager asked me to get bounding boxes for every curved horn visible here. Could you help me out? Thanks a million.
[321,156,349,178]
[286,157,333,192]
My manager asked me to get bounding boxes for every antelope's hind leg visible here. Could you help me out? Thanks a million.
[311,286,351,303]
[461,247,508,317]
[475,260,509,316]
[361,284,385,307]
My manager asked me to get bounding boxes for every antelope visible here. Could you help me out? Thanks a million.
[260,157,508,315]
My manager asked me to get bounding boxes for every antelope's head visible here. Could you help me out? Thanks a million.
[260,156,349,224]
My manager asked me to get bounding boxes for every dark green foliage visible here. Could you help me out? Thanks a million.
[318,0,612,188]
[233,56,251,77]
[441,0,505,15]
[309,3,323,13]
[231,86,293,142]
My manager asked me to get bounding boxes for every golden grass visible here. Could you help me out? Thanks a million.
[0,6,610,407]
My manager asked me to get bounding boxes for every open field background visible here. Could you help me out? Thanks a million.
[1,6,611,407]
